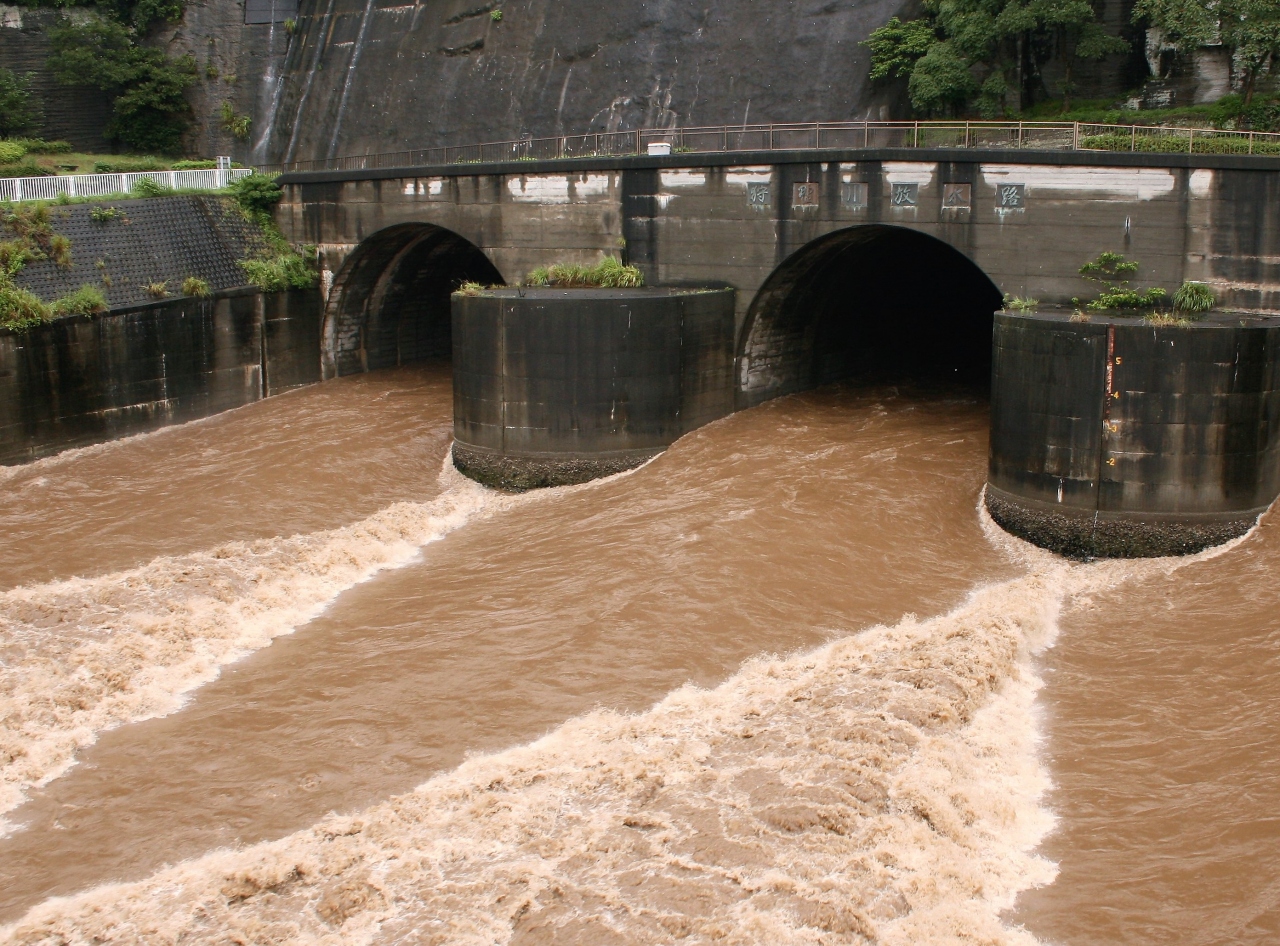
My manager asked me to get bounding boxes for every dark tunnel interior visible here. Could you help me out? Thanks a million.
[738,225,1003,406]
[325,224,502,377]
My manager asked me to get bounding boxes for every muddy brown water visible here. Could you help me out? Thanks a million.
[0,362,1276,944]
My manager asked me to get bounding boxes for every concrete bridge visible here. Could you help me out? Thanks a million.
[278,146,1280,403]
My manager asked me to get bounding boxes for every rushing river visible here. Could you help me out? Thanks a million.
[0,362,1275,944]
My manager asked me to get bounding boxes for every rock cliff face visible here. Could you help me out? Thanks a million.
[261,0,917,165]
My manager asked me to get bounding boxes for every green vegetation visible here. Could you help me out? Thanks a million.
[12,0,184,33]
[91,205,126,224]
[865,0,1128,115]
[220,101,251,141]
[51,284,107,316]
[283,17,297,34]
[1173,280,1215,315]
[228,173,317,292]
[0,69,42,139]
[523,257,643,288]
[1134,0,1279,105]
[239,253,315,292]
[0,204,111,330]
[130,177,171,197]
[1142,311,1193,326]
[490,9,502,21]
[47,19,197,154]
[144,279,168,298]
[1075,252,1167,310]
[228,172,282,215]
[1079,131,1280,154]
[181,275,209,297]
[455,280,492,296]
[1002,294,1039,311]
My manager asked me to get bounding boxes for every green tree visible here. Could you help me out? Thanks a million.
[47,19,196,153]
[12,0,183,32]
[1134,0,1280,104]
[0,67,43,138]
[866,0,1128,116]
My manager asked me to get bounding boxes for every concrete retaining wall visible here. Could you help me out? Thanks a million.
[0,288,321,464]
[452,287,735,489]
[987,309,1280,557]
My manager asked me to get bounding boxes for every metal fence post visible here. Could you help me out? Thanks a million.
[1188,127,1195,154]
[1131,125,1137,152]
[913,122,919,148]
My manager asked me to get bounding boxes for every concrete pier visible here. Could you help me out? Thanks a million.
[451,288,736,490]
[987,310,1280,558]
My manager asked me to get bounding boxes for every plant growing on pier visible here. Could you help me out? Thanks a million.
[1077,252,1167,310]
[1002,294,1039,312]
[181,276,210,297]
[1173,280,1215,315]
[523,256,644,288]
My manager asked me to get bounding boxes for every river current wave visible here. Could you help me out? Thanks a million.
[1,364,1271,943]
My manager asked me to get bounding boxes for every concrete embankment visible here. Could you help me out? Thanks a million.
[0,196,320,464]
[987,309,1280,558]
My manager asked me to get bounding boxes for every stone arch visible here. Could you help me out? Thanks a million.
[737,225,1003,407]
[322,223,503,378]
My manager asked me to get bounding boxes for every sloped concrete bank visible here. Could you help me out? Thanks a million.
[987,309,1280,558]
[0,288,321,464]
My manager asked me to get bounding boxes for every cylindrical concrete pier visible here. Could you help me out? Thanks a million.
[452,287,736,490]
[987,310,1280,558]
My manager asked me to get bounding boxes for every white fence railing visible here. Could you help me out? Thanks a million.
[0,167,252,203]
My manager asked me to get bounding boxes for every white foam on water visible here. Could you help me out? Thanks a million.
[2,540,1193,946]
[0,456,526,830]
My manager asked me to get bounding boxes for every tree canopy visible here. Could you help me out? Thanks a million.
[1134,0,1280,103]
[47,18,195,152]
[11,0,183,33]
[866,0,1128,115]
[0,68,43,139]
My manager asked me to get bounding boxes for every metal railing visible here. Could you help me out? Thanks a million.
[260,120,1280,175]
[0,167,253,204]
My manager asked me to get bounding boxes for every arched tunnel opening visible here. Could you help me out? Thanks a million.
[323,223,502,378]
[738,225,1003,407]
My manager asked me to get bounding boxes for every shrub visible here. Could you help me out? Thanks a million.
[10,138,73,154]
[0,141,26,164]
[239,252,316,292]
[94,158,164,173]
[131,177,171,197]
[1078,252,1166,311]
[0,163,53,179]
[90,206,127,223]
[49,234,72,270]
[51,285,108,317]
[1173,281,1215,315]
[0,282,50,330]
[523,256,644,288]
[144,279,169,298]
[0,68,42,139]
[220,101,252,141]
[229,173,283,216]
[181,276,210,297]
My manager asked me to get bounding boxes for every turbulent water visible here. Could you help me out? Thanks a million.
[0,362,1276,944]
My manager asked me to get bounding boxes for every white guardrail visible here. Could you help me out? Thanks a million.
[0,167,252,203]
